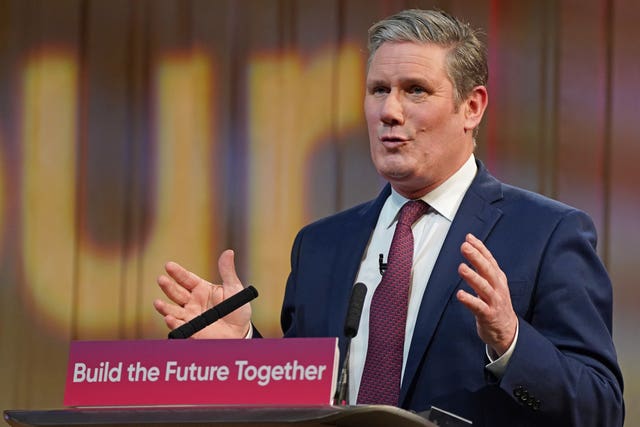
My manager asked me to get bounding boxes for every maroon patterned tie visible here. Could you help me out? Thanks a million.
[357,200,429,406]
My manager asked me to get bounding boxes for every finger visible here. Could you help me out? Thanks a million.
[153,299,186,320]
[461,235,508,291]
[466,234,500,270]
[458,262,494,304]
[157,274,191,306]
[218,250,244,294]
[165,261,207,291]
[456,288,488,316]
[163,314,184,330]
[460,240,495,283]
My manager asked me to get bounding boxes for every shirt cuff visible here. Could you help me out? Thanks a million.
[485,319,519,378]
[245,323,253,339]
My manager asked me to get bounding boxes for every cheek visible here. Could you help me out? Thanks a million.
[369,140,385,166]
[364,94,385,120]
[411,109,437,132]
[364,105,377,128]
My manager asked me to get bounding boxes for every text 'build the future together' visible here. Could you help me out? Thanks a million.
[72,360,328,387]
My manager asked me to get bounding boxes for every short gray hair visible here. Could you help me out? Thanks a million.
[368,9,488,106]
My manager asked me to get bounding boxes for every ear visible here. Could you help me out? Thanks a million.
[463,85,488,133]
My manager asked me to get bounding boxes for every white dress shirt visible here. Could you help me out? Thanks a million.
[348,154,516,403]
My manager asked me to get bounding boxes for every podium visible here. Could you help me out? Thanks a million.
[5,341,455,426]
[4,405,436,427]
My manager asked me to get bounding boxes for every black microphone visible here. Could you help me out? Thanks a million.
[168,285,259,339]
[343,282,367,339]
[333,282,367,405]
[379,253,387,275]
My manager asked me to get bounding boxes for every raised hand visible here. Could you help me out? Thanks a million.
[153,249,252,339]
[456,233,518,356]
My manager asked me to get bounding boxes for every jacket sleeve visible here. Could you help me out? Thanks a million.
[280,228,304,338]
[495,209,624,426]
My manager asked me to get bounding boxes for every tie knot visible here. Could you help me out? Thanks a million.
[397,200,429,227]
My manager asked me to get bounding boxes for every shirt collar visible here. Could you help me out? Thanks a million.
[381,154,478,228]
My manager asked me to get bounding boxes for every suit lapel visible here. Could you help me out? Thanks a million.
[399,162,504,404]
[328,185,391,347]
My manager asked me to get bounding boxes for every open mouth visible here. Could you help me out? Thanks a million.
[380,135,409,147]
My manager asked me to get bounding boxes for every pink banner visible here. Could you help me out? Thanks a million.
[64,338,338,407]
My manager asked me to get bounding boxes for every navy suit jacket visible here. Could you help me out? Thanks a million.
[280,160,624,426]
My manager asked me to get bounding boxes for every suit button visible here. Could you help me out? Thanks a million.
[513,386,524,398]
[532,399,541,411]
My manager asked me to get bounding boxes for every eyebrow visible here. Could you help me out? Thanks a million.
[366,76,432,88]
[366,79,388,88]
[401,77,431,87]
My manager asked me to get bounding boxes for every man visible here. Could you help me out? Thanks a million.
[154,9,624,426]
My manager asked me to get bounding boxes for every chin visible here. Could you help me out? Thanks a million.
[385,170,412,180]
[374,156,408,174]
[376,161,415,180]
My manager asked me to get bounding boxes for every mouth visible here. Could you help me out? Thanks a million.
[380,135,409,148]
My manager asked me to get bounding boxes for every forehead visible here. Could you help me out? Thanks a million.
[367,41,450,82]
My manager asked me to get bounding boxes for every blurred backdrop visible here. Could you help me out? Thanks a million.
[0,0,638,424]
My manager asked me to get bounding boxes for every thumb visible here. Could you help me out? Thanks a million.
[218,249,244,294]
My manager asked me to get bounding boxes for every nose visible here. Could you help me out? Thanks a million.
[380,92,404,126]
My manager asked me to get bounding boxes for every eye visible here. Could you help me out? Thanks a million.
[369,85,389,96]
[408,85,428,95]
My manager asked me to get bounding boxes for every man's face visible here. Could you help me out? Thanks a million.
[365,41,477,199]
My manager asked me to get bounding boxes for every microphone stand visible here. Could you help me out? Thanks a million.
[332,282,367,406]
[333,339,352,405]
